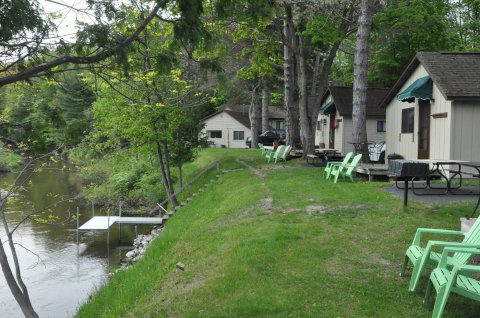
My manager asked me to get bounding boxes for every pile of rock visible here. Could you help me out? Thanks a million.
[121,226,163,266]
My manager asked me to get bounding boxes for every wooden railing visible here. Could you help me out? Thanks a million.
[155,160,220,214]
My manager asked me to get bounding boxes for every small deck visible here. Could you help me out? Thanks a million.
[355,164,389,181]
[78,216,163,230]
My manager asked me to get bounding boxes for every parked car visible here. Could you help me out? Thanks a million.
[368,141,386,163]
[246,130,286,148]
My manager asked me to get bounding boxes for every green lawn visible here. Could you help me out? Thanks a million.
[76,149,480,317]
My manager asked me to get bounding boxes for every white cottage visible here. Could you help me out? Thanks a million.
[381,52,480,161]
[316,86,389,154]
[202,105,284,148]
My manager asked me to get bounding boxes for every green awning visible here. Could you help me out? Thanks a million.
[396,76,433,103]
[319,101,335,114]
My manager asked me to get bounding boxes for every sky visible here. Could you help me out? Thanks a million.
[38,0,94,42]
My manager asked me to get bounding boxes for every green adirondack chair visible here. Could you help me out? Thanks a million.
[323,152,353,179]
[266,145,284,163]
[274,145,291,163]
[400,216,480,292]
[424,247,480,318]
[329,153,362,183]
[258,143,266,156]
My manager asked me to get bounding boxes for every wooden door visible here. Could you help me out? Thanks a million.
[329,114,335,149]
[418,100,430,159]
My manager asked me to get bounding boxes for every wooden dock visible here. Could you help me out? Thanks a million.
[355,164,389,181]
[78,216,163,231]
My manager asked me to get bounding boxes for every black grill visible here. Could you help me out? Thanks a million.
[388,160,430,207]
[388,160,429,178]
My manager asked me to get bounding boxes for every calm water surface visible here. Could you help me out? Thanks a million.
[0,162,140,317]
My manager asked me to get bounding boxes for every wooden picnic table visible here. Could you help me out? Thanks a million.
[316,149,342,162]
[305,149,342,164]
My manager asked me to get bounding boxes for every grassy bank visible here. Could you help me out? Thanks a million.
[76,149,479,317]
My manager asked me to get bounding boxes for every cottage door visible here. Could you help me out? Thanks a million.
[329,114,335,149]
[418,100,430,159]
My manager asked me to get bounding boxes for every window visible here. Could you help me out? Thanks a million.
[233,131,244,140]
[208,130,222,138]
[269,120,284,130]
[401,108,414,133]
[377,120,386,132]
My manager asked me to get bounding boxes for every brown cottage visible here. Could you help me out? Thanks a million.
[316,86,389,154]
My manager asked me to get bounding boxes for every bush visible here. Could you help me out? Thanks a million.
[0,145,22,171]
[73,149,166,210]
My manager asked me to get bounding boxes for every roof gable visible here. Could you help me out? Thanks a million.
[224,110,251,128]
[202,110,251,129]
[322,86,389,117]
[380,52,480,107]
[202,105,285,130]
[225,105,284,119]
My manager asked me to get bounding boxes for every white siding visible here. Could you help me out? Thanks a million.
[385,65,453,160]
[386,66,426,159]
[451,101,480,161]
[429,85,452,160]
[367,118,387,145]
[315,93,386,155]
[316,95,333,147]
[334,111,345,152]
[315,113,330,147]
[202,112,250,148]
[338,118,386,154]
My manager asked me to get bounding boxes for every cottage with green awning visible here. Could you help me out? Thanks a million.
[316,86,389,156]
[380,51,480,162]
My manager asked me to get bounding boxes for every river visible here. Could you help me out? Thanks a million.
[0,162,142,317]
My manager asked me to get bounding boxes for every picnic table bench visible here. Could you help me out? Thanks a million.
[306,149,343,165]
[388,159,480,213]
[306,154,321,164]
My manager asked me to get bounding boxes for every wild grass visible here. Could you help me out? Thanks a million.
[76,149,480,317]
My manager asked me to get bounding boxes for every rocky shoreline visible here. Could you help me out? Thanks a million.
[112,174,220,273]
[120,226,163,268]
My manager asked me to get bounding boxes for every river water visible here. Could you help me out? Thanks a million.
[0,162,140,317]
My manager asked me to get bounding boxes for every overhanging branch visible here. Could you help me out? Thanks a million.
[0,0,167,88]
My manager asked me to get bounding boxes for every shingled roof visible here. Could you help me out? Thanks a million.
[380,52,480,107]
[223,110,251,128]
[321,86,389,118]
[202,105,284,129]
[226,104,284,119]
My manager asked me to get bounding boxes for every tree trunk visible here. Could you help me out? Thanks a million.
[162,142,178,206]
[141,14,178,208]
[283,6,300,148]
[352,0,374,163]
[310,52,322,97]
[249,81,261,148]
[303,3,356,156]
[156,141,178,208]
[296,37,314,157]
[0,194,38,317]
[0,243,38,318]
[306,40,342,154]
[261,78,270,133]
[178,164,183,189]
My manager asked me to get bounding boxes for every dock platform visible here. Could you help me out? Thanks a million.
[78,216,163,231]
[355,164,389,181]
